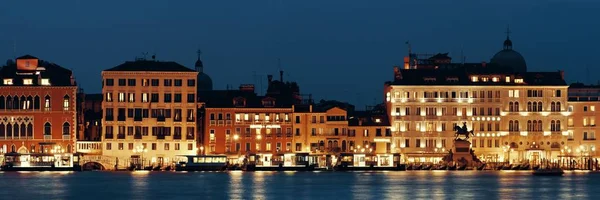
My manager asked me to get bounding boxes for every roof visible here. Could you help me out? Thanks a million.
[199,90,295,109]
[387,67,566,86]
[0,55,76,86]
[104,60,195,72]
[348,104,390,126]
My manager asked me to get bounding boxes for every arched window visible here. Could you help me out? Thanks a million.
[0,123,5,138]
[551,120,556,131]
[538,102,543,112]
[0,95,4,109]
[342,140,347,152]
[11,144,16,153]
[44,122,52,135]
[532,102,537,112]
[67,144,72,153]
[527,120,532,131]
[527,102,532,111]
[6,124,12,137]
[13,124,19,138]
[556,120,561,131]
[551,102,556,112]
[20,96,26,110]
[62,122,70,135]
[509,102,514,112]
[27,123,33,138]
[6,95,12,110]
[27,96,33,110]
[44,95,51,111]
[514,102,519,112]
[20,123,26,137]
[12,96,19,109]
[34,96,40,110]
[556,102,561,112]
[515,120,519,131]
[537,120,542,131]
[509,120,513,131]
[63,95,70,111]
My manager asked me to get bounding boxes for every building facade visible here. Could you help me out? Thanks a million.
[0,55,78,155]
[385,36,570,164]
[566,83,600,166]
[101,59,198,166]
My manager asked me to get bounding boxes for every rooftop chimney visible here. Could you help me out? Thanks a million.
[559,70,565,80]
[280,70,284,82]
[267,75,273,83]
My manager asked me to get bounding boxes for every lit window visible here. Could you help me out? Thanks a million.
[3,79,13,85]
[44,96,51,110]
[23,79,33,85]
[128,93,135,102]
[244,114,249,121]
[118,93,125,102]
[592,106,596,112]
[482,77,489,82]
[63,95,70,111]
[375,119,381,123]
[142,93,148,103]
[106,92,113,102]
[471,76,478,82]
[492,77,499,82]
[505,76,510,83]
[41,79,50,86]
[515,79,524,83]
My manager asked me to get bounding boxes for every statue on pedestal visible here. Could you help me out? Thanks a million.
[453,122,474,141]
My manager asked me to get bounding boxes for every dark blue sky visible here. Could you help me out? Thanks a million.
[1,0,599,108]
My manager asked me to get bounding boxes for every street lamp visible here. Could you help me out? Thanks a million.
[199,146,205,155]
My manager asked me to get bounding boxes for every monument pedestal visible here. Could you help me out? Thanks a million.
[453,139,474,165]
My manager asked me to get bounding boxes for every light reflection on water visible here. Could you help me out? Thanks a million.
[0,171,599,199]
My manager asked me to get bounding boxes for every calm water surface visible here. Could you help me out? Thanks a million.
[0,171,598,199]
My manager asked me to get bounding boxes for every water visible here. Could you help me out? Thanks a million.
[0,171,598,199]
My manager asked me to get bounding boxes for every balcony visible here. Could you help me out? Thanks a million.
[157,116,165,122]
[106,116,114,121]
[134,134,142,139]
[276,133,282,137]
[186,134,195,140]
[286,133,293,137]
[174,134,182,140]
[226,120,232,125]
[62,135,70,140]
[157,134,165,140]
[117,115,126,121]
[210,120,216,126]
[117,134,125,139]
[134,117,143,122]
[584,138,597,141]
[105,134,114,139]
[76,141,102,154]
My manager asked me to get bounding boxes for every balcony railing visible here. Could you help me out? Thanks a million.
[117,116,126,121]
[62,135,70,140]
[76,141,102,154]
[105,134,114,139]
[186,134,194,140]
[106,116,114,121]
[174,134,182,140]
[157,134,165,140]
[134,134,142,139]
[117,134,125,139]
[134,117,143,122]
[286,133,293,137]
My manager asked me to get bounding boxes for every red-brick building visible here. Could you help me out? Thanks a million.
[0,55,78,154]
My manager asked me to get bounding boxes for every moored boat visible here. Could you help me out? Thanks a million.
[1,152,79,172]
[175,155,228,171]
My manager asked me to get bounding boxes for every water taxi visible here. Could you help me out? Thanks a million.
[175,155,228,171]
[244,153,316,171]
[334,153,405,171]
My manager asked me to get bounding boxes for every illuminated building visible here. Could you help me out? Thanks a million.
[385,34,569,164]
[101,58,199,167]
[199,74,299,163]
[0,55,78,155]
[566,83,600,163]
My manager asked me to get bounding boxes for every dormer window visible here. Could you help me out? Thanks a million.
[492,77,499,82]
[233,97,246,107]
[23,79,33,85]
[515,78,524,83]
[505,76,511,83]
[262,97,275,107]
[482,77,489,82]
[41,79,51,86]
[423,77,436,82]
[375,118,381,123]
[3,79,13,85]
[471,76,478,82]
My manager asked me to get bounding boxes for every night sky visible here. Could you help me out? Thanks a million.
[1,0,598,108]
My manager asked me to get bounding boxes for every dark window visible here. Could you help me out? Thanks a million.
[187,94,195,103]
[187,79,196,87]
[142,109,149,118]
[151,79,159,86]
[164,94,172,103]
[295,116,300,123]
[164,79,172,86]
[556,90,561,97]
[127,79,136,86]
[127,109,134,118]
[151,93,159,103]
[118,108,126,121]
[44,122,51,135]
[118,79,126,86]
[105,108,114,121]
[174,94,182,103]
[105,79,114,86]
[174,79,182,86]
